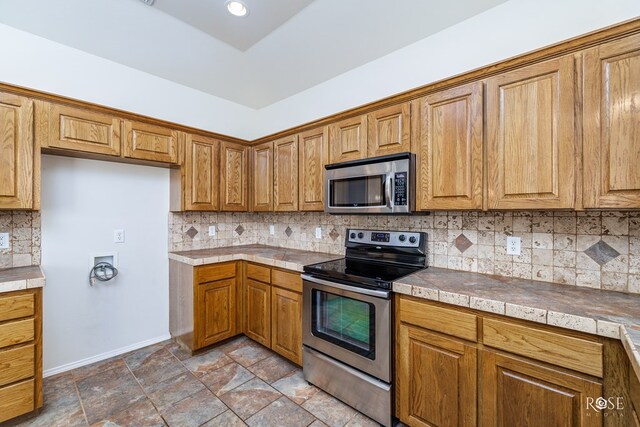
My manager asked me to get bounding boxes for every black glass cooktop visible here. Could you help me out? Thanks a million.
[303,258,425,290]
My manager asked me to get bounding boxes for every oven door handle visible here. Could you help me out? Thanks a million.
[385,174,393,209]
[302,274,391,298]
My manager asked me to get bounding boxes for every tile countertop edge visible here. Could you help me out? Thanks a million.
[393,280,640,383]
[0,265,46,294]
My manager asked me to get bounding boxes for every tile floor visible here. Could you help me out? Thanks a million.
[5,336,382,427]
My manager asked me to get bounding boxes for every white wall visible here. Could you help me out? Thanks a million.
[0,23,257,139]
[252,0,640,138]
[41,155,170,375]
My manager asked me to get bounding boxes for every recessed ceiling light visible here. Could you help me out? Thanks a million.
[226,0,249,17]
[139,0,155,5]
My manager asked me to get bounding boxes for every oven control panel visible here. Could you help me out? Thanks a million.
[393,172,408,206]
[347,229,422,247]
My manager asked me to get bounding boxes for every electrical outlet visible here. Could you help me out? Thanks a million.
[209,225,216,237]
[0,233,9,249]
[315,227,322,239]
[506,236,521,256]
[114,229,125,243]
[269,225,275,235]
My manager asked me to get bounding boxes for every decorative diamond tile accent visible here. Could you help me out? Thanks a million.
[584,240,620,266]
[185,226,198,239]
[285,226,293,237]
[329,228,340,241]
[235,225,245,236]
[454,233,473,253]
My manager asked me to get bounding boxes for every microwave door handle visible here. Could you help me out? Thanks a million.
[386,175,393,208]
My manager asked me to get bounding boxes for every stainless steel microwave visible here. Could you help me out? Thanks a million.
[325,152,415,214]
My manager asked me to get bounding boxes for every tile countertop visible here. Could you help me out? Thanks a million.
[0,265,46,293]
[394,267,640,382]
[169,244,342,272]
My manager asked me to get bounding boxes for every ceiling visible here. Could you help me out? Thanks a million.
[0,0,508,108]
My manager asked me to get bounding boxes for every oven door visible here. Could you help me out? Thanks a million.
[325,161,394,214]
[302,274,392,382]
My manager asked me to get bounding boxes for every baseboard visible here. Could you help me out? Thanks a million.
[43,333,172,378]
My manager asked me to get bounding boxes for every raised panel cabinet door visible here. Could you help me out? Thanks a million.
[583,33,640,208]
[328,115,367,163]
[184,134,220,211]
[367,102,411,157]
[0,93,35,210]
[271,287,302,365]
[397,324,476,427]
[220,141,249,211]
[298,127,328,211]
[251,141,273,212]
[480,350,602,427]
[419,82,483,210]
[245,279,271,347]
[486,55,576,209]
[274,135,299,211]
[123,120,179,164]
[38,102,121,156]
[195,277,237,349]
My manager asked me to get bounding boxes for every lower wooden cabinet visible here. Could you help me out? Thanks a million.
[195,277,238,349]
[245,278,271,347]
[271,286,302,365]
[397,323,477,427]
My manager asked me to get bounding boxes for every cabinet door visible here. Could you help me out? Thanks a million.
[274,135,299,211]
[480,350,602,427]
[328,115,367,163]
[419,82,483,210]
[184,134,219,211]
[583,33,640,208]
[298,127,328,211]
[0,93,35,210]
[245,279,271,347]
[39,102,121,156]
[367,103,410,157]
[251,142,273,212]
[486,55,576,209]
[397,324,476,427]
[271,287,302,365]
[123,120,178,164]
[195,277,237,349]
[220,141,249,211]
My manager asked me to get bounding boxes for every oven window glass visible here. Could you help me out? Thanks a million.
[329,175,386,207]
[311,289,375,360]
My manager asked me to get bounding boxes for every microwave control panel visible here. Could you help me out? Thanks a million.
[394,172,408,206]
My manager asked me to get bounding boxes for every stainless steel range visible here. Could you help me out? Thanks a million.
[302,229,427,427]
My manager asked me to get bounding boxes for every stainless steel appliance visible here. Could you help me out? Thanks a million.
[302,229,427,426]
[324,153,415,214]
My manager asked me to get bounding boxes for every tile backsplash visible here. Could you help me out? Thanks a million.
[0,211,41,268]
[170,211,640,295]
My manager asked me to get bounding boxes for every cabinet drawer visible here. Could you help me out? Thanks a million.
[0,379,34,423]
[482,318,603,377]
[0,293,35,323]
[196,263,236,284]
[0,319,35,350]
[272,269,302,293]
[398,297,477,341]
[247,264,271,284]
[0,344,34,387]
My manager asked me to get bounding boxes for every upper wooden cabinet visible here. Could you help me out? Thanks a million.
[251,142,273,212]
[220,141,249,211]
[37,102,121,156]
[183,134,220,211]
[123,120,179,164]
[328,115,367,163]
[0,93,37,210]
[417,82,483,210]
[486,55,576,209]
[298,127,328,211]
[367,102,411,157]
[583,33,640,208]
[274,135,299,212]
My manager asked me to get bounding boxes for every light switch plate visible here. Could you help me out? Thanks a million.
[315,227,322,239]
[0,233,9,249]
[269,225,275,235]
[506,236,521,256]
[114,229,125,243]
[209,225,216,236]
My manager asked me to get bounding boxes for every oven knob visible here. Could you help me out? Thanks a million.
[409,236,417,244]
[398,235,406,242]
[350,232,356,239]
[357,232,364,239]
